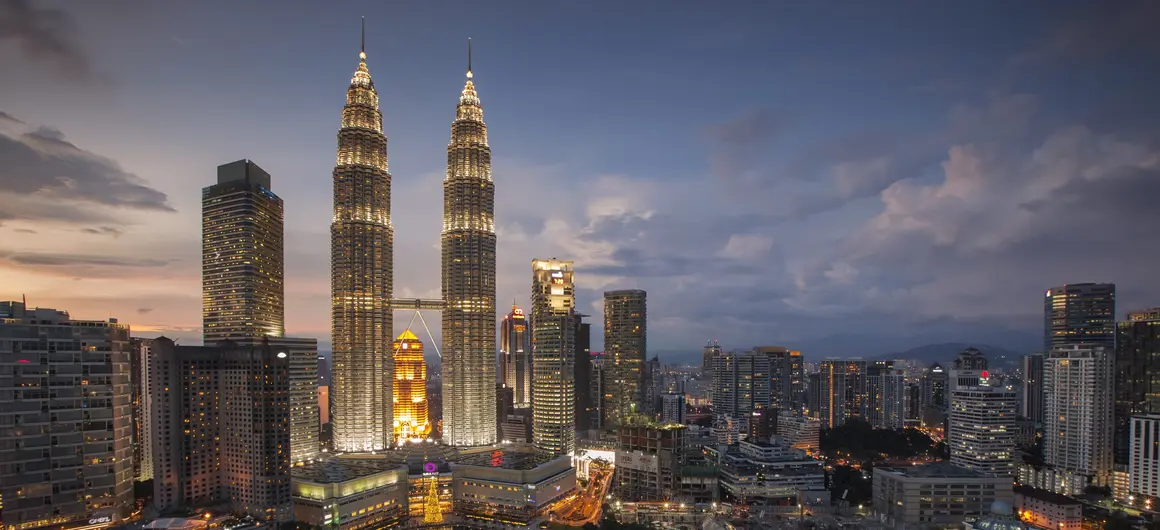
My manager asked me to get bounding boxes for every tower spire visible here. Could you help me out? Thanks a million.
[466,37,473,79]
[360,16,366,60]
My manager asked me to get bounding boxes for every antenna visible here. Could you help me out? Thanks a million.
[360,16,366,60]
[468,37,472,73]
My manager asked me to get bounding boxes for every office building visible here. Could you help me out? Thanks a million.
[279,337,321,464]
[747,408,777,442]
[813,359,867,428]
[948,348,989,391]
[605,289,647,425]
[1115,309,1160,465]
[392,330,431,443]
[921,363,948,411]
[1044,345,1114,492]
[132,338,155,481]
[614,424,686,501]
[948,386,1017,476]
[868,364,907,430]
[531,258,576,455]
[778,415,821,453]
[712,350,771,419]
[150,337,291,523]
[590,352,606,430]
[702,340,721,377]
[1044,283,1116,350]
[0,301,134,530]
[203,159,285,343]
[291,459,409,529]
[499,305,531,408]
[331,37,394,452]
[453,451,577,525]
[719,438,825,503]
[872,462,1014,528]
[1128,415,1160,507]
[441,46,499,447]
[1022,353,1045,425]
[661,393,686,425]
[575,313,593,431]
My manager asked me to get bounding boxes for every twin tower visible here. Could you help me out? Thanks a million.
[331,26,496,452]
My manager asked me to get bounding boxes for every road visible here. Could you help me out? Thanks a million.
[551,462,614,526]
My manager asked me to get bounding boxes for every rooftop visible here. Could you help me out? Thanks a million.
[1014,485,1081,505]
[877,461,997,479]
[455,447,556,470]
[292,457,403,483]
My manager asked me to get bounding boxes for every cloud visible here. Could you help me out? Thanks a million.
[137,307,152,314]
[0,113,174,225]
[1009,2,1160,68]
[719,234,773,260]
[0,0,93,79]
[6,252,169,268]
[708,108,785,189]
[11,227,34,234]
[79,226,123,237]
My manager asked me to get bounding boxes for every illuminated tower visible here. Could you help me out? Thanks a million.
[393,330,431,443]
[202,159,284,342]
[331,20,393,452]
[531,258,576,455]
[604,289,647,425]
[500,305,531,408]
[441,39,498,447]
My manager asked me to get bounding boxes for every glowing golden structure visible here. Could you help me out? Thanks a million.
[392,330,431,443]
[531,259,576,455]
[441,39,498,446]
[331,20,394,452]
[423,476,443,523]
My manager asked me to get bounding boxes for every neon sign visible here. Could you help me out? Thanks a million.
[424,462,438,474]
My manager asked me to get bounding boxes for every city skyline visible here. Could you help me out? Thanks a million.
[3,2,1160,355]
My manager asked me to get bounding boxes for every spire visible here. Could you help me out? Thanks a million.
[360,16,366,60]
[466,37,472,79]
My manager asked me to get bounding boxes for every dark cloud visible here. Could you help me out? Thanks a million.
[707,108,787,189]
[0,0,92,79]
[6,252,169,268]
[1010,2,1160,68]
[137,307,153,314]
[79,226,123,237]
[0,109,24,124]
[11,227,34,234]
[0,112,174,223]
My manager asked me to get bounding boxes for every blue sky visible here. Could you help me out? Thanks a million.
[2,0,1159,358]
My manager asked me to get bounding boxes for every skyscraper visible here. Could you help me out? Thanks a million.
[131,338,155,482]
[331,27,394,452]
[1044,345,1115,493]
[441,40,498,447]
[921,363,948,411]
[702,340,721,377]
[1044,283,1116,350]
[870,368,908,430]
[0,301,134,530]
[531,258,576,455]
[202,159,284,342]
[575,313,593,431]
[392,330,431,443]
[150,337,291,523]
[813,359,867,428]
[1114,308,1160,465]
[604,289,647,425]
[712,350,771,419]
[500,305,531,408]
[948,386,1017,476]
[754,346,805,413]
[1022,353,1045,424]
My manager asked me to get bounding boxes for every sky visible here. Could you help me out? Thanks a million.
[2,0,1159,359]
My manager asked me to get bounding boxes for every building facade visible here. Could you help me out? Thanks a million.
[1022,353,1045,425]
[1115,308,1160,465]
[1014,486,1082,530]
[392,330,431,443]
[132,337,155,481]
[151,337,292,522]
[712,350,771,419]
[1128,414,1160,503]
[1043,344,1115,492]
[276,337,321,464]
[868,365,907,430]
[660,393,686,425]
[872,462,1014,528]
[615,424,686,502]
[719,439,825,504]
[574,314,593,431]
[949,386,1017,476]
[202,159,285,343]
[604,289,647,426]
[702,340,721,377]
[0,301,134,530]
[499,305,531,408]
[754,346,804,414]
[441,55,499,447]
[1044,283,1116,350]
[331,40,394,453]
[813,359,868,428]
[531,259,576,455]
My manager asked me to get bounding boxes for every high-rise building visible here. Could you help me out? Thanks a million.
[1022,353,1045,425]
[531,258,576,455]
[948,386,1017,476]
[754,346,805,414]
[643,355,661,415]
[869,368,908,430]
[392,330,431,443]
[661,393,687,425]
[590,352,606,430]
[331,34,394,453]
[132,338,155,481]
[1128,414,1160,503]
[499,305,531,408]
[1115,308,1160,465]
[269,337,321,465]
[0,301,134,530]
[604,289,647,425]
[948,348,989,391]
[702,340,721,377]
[150,337,291,522]
[712,350,771,419]
[575,313,593,431]
[202,159,285,343]
[1044,283,1116,350]
[814,359,867,428]
[1044,345,1115,491]
[921,363,948,411]
[441,42,498,448]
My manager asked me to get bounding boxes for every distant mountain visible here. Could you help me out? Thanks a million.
[876,342,1025,368]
